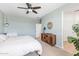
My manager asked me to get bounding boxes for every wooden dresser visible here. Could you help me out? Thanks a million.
[41,33,56,46]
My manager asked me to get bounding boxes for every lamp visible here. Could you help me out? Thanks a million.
[28,9,32,12]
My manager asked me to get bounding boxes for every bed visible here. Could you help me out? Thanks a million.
[0,35,42,56]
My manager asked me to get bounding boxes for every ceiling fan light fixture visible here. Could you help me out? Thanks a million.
[18,3,41,14]
[28,9,32,12]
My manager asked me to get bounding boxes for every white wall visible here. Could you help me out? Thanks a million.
[63,13,75,41]
[63,12,79,41]
[4,15,40,37]
[75,13,79,24]
[41,7,63,48]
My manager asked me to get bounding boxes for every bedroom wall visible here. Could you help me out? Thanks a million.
[0,10,4,33]
[63,13,75,41]
[63,12,79,41]
[41,7,63,48]
[62,4,79,41]
[4,15,40,37]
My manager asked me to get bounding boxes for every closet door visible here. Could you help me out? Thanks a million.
[0,12,4,33]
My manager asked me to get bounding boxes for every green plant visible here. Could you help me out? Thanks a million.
[68,24,79,56]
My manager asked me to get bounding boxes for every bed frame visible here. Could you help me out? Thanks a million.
[24,51,41,56]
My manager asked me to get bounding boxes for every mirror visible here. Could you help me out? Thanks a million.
[47,22,53,29]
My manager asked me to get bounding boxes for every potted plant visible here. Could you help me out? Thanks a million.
[68,24,79,56]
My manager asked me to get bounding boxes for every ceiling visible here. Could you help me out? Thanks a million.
[63,3,79,13]
[0,3,65,19]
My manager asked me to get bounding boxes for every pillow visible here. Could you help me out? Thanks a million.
[7,32,18,37]
[0,34,7,42]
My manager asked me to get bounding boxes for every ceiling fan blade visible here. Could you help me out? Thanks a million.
[26,3,31,8]
[17,7,28,9]
[32,6,41,9]
[32,10,37,14]
[74,10,79,12]
[26,11,29,14]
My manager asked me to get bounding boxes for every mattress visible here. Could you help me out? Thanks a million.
[0,36,42,56]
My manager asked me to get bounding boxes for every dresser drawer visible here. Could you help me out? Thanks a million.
[41,33,56,46]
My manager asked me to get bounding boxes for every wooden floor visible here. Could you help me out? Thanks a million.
[63,41,76,54]
[37,38,72,56]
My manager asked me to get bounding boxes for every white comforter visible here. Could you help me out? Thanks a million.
[0,36,42,56]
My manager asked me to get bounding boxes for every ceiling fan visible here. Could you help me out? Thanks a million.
[74,10,79,12]
[17,3,41,14]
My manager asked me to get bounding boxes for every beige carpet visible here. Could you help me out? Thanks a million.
[37,39,72,56]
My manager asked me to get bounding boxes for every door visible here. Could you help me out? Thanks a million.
[36,24,42,39]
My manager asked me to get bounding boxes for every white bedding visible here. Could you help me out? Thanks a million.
[0,36,42,56]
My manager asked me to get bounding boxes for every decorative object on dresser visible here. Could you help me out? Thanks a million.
[43,27,46,33]
[41,33,56,46]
